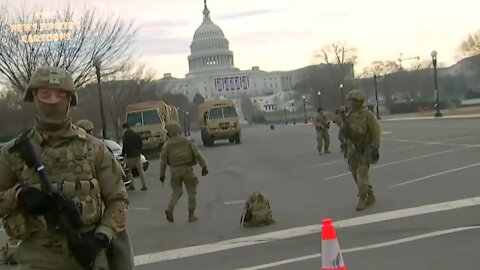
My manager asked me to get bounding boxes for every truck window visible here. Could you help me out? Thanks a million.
[143,109,162,125]
[126,109,162,126]
[222,106,238,118]
[126,112,142,127]
[209,107,223,119]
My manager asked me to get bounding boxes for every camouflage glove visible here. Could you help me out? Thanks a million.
[17,186,52,215]
[159,175,165,183]
[201,167,208,176]
[69,231,109,269]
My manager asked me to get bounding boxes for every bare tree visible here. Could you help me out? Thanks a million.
[310,41,358,106]
[458,29,480,58]
[0,87,36,138]
[360,60,400,78]
[0,4,137,93]
[101,63,156,138]
[313,41,358,65]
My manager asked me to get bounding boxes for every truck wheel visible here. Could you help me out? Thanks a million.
[208,136,215,146]
[234,133,241,144]
[201,130,208,146]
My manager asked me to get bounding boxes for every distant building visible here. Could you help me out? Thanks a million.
[158,1,307,115]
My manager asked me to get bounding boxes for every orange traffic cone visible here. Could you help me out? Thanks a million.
[321,218,347,270]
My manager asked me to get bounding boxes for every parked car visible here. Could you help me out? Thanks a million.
[102,139,149,177]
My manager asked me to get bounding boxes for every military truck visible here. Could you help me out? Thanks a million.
[125,101,179,153]
[198,99,241,146]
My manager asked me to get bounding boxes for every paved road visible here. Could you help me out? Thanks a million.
[2,118,480,269]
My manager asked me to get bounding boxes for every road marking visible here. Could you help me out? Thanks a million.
[133,196,480,266]
[302,160,342,169]
[233,225,480,270]
[381,131,392,134]
[380,114,480,121]
[383,138,480,148]
[303,144,425,170]
[444,135,476,142]
[381,145,418,153]
[224,200,245,205]
[390,162,480,188]
[324,148,465,180]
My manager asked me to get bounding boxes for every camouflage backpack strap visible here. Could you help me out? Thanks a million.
[240,193,256,226]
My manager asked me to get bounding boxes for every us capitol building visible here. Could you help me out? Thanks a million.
[159,1,307,115]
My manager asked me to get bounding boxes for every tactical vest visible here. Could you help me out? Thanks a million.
[346,110,369,142]
[167,138,195,166]
[3,129,102,239]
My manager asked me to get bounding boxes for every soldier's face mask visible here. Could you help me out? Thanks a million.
[34,88,71,121]
[347,99,362,111]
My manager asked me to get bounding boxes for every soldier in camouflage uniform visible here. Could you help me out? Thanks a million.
[334,106,348,153]
[0,67,130,269]
[340,89,381,211]
[160,122,208,223]
[314,108,331,154]
[76,119,95,135]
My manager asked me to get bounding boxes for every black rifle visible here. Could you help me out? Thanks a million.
[10,130,91,269]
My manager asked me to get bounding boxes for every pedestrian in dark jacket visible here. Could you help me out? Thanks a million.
[122,123,147,190]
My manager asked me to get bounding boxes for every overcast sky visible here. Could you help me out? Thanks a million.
[6,0,480,78]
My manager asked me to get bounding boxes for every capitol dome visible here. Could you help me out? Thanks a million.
[187,1,239,77]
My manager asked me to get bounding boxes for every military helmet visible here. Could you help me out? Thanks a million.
[346,89,365,101]
[76,119,94,132]
[165,122,182,135]
[24,66,78,106]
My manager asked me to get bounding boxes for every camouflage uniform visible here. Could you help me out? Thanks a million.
[0,67,129,269]
[314,109,330,154]
[341,90,381,211]
[76,121,135,269]
[334,106,348,153]
[76,120,95,135]
[160,122,208,223]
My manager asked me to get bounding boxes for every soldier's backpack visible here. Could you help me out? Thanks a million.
[240,192,275,227]
[0,239,20,265]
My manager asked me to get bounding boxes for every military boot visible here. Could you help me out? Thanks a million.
[188,209,198,223]
[365,186,376,206]
[165,209,174,223]
[356,194,368,211]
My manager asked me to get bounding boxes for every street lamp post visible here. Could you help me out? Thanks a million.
[317,91,322,107]
[93,58,107,139]
[182,109,188,136]
[302,95,307,123]
[339,83,344,105]
[431,50,442,117]
[283,105,288,125]
[373,75,381,120]
[186,111,190,136]
[291,101,296,125]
